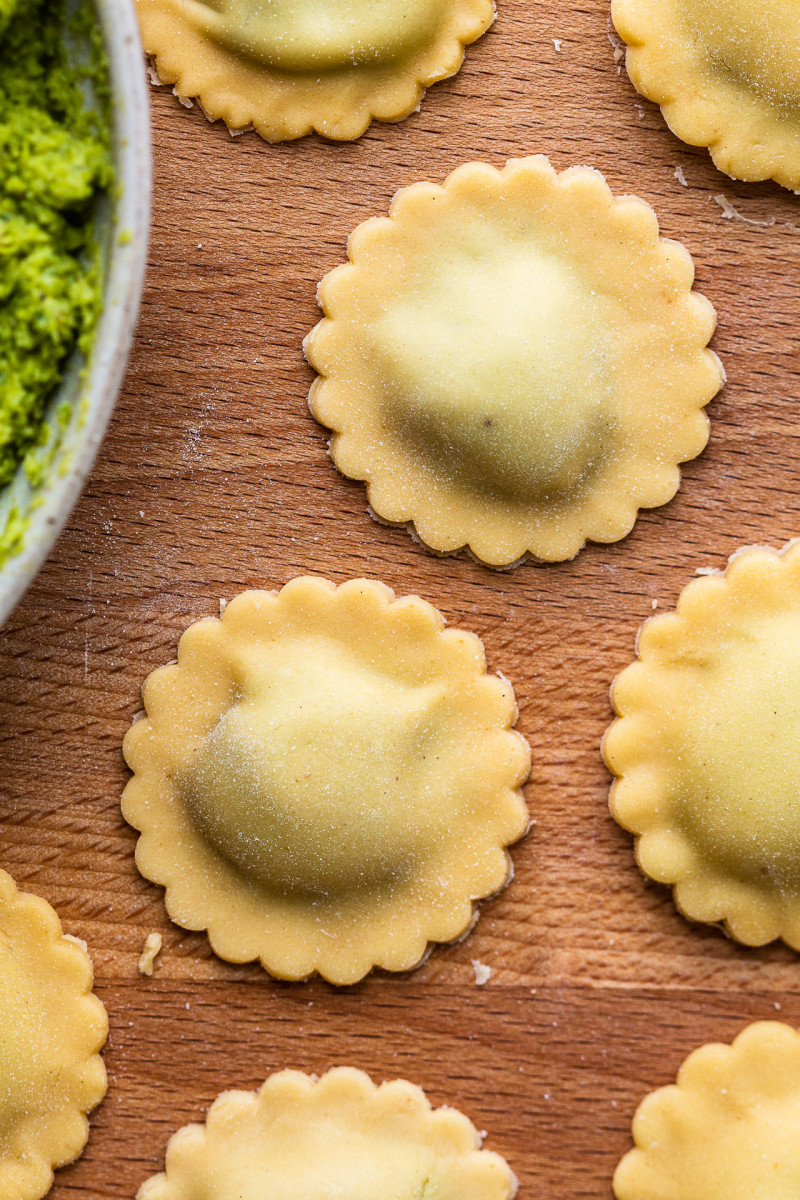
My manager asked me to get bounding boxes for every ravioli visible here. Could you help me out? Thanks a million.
[122,576,530,984]
[0,869,107,1200]
[605,541,800,948]
[613,0,800,188]
[306,155,722,566]
[136,0,494,140]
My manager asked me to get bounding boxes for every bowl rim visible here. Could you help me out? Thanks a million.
[0,0,152,626]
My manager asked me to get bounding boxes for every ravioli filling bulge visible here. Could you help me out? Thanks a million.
[672,611,800,884]
[181,638,452,897]
[686,0,800,106]
[373,239,615,503]
[185,0,444,72]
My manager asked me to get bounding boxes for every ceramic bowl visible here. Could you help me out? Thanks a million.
[0,0,151,625]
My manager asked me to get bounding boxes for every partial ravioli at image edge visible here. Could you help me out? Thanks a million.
[0,869,108,1200]
[604,540,800,950]
[614,1022,800,1200]
[136,1068,517,1200]
[135,0,495,141]
[612,0,800,188]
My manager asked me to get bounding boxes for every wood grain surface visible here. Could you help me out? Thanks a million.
[3,2,800,1195]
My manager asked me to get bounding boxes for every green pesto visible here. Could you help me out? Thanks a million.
[0,0,112,498]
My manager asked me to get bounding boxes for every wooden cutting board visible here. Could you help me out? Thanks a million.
[3,2,800,1195]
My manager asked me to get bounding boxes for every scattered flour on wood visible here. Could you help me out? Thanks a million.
[472,960,492,985]
[552,38,563,51]
[147,62,192,110]
[674,165,688,187]
[607,27,625,72]
[138,932,163,977]
[712,194,775,227]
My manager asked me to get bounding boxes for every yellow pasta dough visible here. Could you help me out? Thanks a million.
[136,0,494,140]
[306,155,722,566]
[605,541,800,947]
[615,1022,800,1200]
[613,0,800,188]
[0,869,107,1200]
[122,577,530,984]
[138,1068,516,1200]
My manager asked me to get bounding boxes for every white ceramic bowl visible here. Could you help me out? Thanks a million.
[0,0,151,625]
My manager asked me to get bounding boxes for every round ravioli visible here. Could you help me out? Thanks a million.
[122,576,530,984]
[305,155,722,566]
[136,0,494,141]
[138,1068,516,1200]
[615,1023,800,1200]
[605,540,800,948]
[0,869,107,1200]
[613,0,800,188]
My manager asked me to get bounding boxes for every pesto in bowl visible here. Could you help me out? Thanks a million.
[0,0,113,501]
[0,0,150,612]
